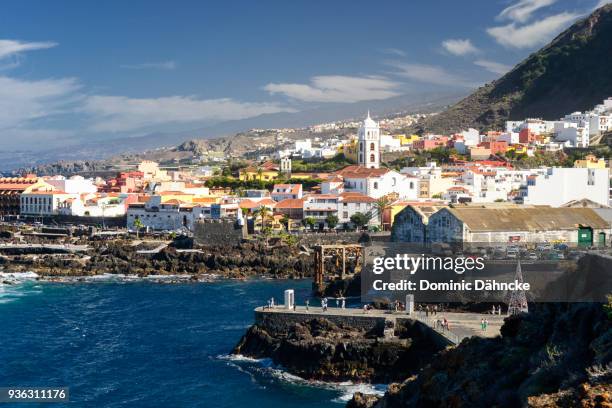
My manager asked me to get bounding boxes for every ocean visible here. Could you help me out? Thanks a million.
[0,279,385,407]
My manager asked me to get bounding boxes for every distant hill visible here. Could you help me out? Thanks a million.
[415,4,612,134]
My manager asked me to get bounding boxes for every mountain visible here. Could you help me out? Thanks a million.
[0,91,462,173]
[415,4,612,134]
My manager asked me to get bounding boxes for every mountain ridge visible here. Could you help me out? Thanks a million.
[415,4,612,134]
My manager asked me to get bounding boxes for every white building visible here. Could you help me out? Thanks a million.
[333,165,419,199]
[302,193,378,229]
[57,194,130,217]
[506,119,555,135]
[20,190,79,216]
[271,184,303,201]
[554,121,590,148]
[357,112,380,169]
[517,167,609,207]
[45,175,97,194]
[380,134,402,152]
[564,111,611,137]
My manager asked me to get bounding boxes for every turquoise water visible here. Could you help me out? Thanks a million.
[0,280,383,407]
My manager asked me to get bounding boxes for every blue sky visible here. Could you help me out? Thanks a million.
[0,0,608,150]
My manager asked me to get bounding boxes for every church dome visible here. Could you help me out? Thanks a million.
[363,111,377,127]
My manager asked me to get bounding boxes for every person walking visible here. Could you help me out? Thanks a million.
[484,319,489,332]
[481,318,485,331]
[341,298,345,309]
[305,299,309,311]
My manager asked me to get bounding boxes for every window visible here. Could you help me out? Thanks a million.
[373,182,378,189]
[370,142,375,151]
[370,154,375,162]
[343,211,348,218]
[410,182,414,189]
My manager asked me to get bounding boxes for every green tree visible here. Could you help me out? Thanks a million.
[133,217,144,239]
[303,217,316,231]
[350,212,372,230]
[325,214,339,230]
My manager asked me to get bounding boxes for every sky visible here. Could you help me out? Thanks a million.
[0,0,609,151]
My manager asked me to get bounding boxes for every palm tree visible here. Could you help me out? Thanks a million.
[374,196,392,231]
[255,206,270,232]
[256,167,264,181]
[280,214,290,231]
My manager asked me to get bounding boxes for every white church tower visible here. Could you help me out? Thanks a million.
[358,111,380,169]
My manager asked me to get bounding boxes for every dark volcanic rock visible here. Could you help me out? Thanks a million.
[365,303,611,408]
[233,318,446,383]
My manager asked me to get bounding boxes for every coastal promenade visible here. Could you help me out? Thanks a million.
[0,243,90,253]
[255,305,505,345]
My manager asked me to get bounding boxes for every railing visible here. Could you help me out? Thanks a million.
[412,313,463,344]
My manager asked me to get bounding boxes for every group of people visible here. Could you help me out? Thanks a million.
[264,297,276,309]
[418,304,442,317]
[491,305,503,315]
[480,318,489,331]
[435,317,450,332]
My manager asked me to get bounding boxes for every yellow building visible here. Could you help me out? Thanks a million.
[340,139,359,163]
[396,134,420,146]
[239,162,280,181]
[574,155,607,169]
[506,144,528,155]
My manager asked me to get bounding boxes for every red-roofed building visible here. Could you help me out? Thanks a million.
[0,175,43,216]
[329,165,419,200]
[271,184,303,201]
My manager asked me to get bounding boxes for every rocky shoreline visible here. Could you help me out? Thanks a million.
[232,317,446,384]
[348,302,611,408]
[0,239,313,280]
[231,301,611,408]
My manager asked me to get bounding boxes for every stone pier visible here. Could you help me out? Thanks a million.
[255,305,505,345]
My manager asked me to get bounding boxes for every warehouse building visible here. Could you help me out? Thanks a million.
[426,205,610,246]
[391,203,447,243]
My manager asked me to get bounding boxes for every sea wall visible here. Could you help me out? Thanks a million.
[254,308,453,348]
[255,309,387,333]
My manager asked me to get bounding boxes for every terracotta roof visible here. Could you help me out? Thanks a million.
[448,186,470,192]
[339,193,375,203]
[275,198,304,209]
[273,184,302,195]
[335,165,390,178]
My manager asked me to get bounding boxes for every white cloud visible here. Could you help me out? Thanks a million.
[0,39,57,60]
[0,76,80,129]
[487,12,581,48]
[497,0,557,23]
[595,0,611,8]
[381,48,406,57]
[81,95,294,132]
[474,59,513,75]
[120,61,178,70]
[388,62,476,88]
[441,39,479,56]
[263,75,401,103]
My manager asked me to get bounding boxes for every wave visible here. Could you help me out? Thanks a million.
[220,353,387,403]
[216,354,268,363]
